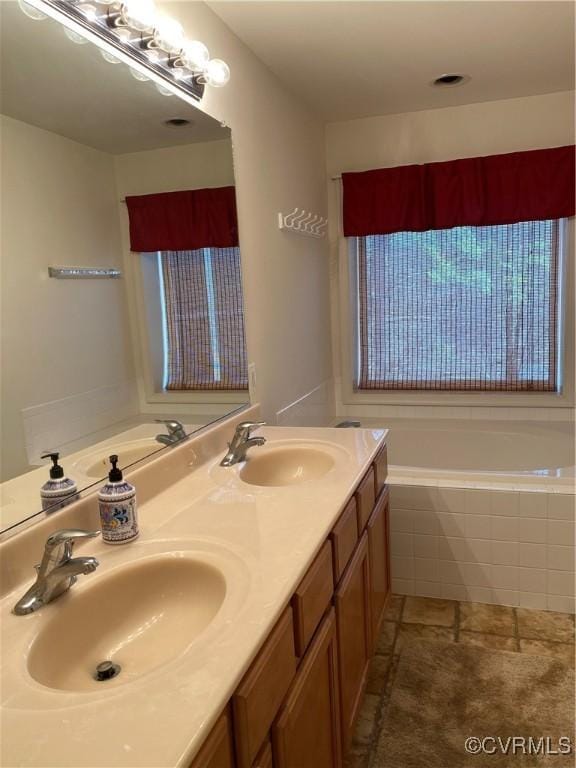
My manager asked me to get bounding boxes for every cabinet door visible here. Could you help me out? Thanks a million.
[334,534,372,754]
[233,607,297,768]
[272,608,342,768]
[189,709,234,768]
[367,487,390,644]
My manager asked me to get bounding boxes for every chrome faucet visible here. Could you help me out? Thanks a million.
[220,421,266,467]
[13,529,100,616]
[155,419,187,446]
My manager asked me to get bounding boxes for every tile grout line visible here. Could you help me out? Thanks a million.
[512,607,521,652]
[363,597,406,768]
[454,601,461,642]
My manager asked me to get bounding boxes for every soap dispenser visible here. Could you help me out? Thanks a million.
[98,455,138,545]
[40,452,79,512]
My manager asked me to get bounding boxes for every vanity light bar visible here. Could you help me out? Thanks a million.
[48,266,122,279]
[20,0,231,102]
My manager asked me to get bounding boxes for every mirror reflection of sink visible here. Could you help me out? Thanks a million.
[72,440,161,479]
[27,555,227,692]
[239,446,337,487]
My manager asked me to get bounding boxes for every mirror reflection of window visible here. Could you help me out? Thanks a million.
[125,185,248,397]
[143,248,248,392]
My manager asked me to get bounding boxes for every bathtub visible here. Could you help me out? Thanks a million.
[358,418,575,613]
[376,419,575,489]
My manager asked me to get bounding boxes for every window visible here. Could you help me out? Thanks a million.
[355,220,562,392]
[158,247,248,391]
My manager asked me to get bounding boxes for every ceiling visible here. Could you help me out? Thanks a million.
[208,1,575,122]
[0,1,229,154]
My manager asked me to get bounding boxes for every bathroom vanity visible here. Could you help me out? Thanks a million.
[218,451,390,768]
[0,412,389,768]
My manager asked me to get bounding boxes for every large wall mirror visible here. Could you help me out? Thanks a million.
[0,1,249,536]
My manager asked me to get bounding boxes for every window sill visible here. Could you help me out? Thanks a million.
[339,385,574,409]
[145,390,250,406]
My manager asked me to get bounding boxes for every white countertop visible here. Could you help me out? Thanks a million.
[0,426,386,768]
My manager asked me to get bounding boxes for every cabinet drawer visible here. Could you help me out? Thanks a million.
[373,444,388,498]
[292,540,334,656]
[252,740,273,768]
[272,608,342,768]
[233,607,297,768]
[189,709,234,768]
[355,467,376,534]
[330,498,358,584]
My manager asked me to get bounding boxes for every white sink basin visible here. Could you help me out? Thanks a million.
[72,440,161,480]
[240,446,336,487]
[27,555,227,692]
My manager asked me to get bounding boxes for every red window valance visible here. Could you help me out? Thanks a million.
[342,145,575,237]
[125,186,239,252]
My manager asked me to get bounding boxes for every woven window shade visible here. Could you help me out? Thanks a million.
[161,248,248,391]
[357,220,560,392]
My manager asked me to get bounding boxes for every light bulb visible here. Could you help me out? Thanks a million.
[64,27,89,44]
[181,40,209,71]
[17,0,47,20]
[173,67,187,81]
[145,48,162,63]
[153,16,184,53]
[155,83,174,96]
[114,27,133,43]
[101,50,121,63]
[204,58,230,87]
[120,0,156,32]
[77,3,98,21]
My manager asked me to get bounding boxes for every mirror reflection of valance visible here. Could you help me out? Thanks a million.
[342,145,575,237]
[125,187,239,252]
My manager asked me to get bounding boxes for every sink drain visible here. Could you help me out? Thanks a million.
[94,660,121,682]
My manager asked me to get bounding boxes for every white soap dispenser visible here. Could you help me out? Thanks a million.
[40,452,79,512]
[98,454,138,545]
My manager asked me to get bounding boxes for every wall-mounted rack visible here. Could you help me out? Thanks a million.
[48,266,122,279]
[278,208,328,238]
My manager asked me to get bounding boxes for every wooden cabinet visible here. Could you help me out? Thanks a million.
[330,498,358,584]
[196,441,389,768]
[334,533,372,752]
[367,487,390,644]
[252,740,273,768]
[373,445,388,498]
[292,540,334,656]
[355,468,376,534]
[189,709,234,768]
[272,609,342,768]
[233,607,297,768]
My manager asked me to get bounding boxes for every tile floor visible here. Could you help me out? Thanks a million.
[347,595,576,768]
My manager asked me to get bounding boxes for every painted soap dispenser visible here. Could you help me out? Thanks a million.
[40,452,79,512]
[98,454,138,545]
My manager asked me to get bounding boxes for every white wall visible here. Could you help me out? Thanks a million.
[326,91,576,420]
[114,138,235,197]
[162,2,335,428]
[0,115,137,480]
